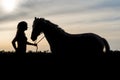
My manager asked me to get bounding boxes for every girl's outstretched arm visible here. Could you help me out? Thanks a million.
[27,42,37,46]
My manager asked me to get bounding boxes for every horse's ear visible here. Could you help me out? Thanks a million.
[35,17,37,20]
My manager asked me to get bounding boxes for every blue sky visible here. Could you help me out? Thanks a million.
[0,0,120,51]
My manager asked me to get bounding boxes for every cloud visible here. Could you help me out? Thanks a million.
[0,0,120,27]
[97,0,120,8]
[0,0,54,23]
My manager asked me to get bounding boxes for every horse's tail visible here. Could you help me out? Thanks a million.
[102,38,110,54]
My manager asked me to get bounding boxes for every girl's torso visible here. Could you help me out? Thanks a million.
[16,31,27,52]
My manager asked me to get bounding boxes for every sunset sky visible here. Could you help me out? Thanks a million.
[0,0,120,52]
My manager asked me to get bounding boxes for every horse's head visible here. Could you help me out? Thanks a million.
[31,17,45,41]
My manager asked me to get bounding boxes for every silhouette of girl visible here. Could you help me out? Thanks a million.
[12,21,37,55]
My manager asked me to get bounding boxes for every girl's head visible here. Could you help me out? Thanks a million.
[17,21,28,31]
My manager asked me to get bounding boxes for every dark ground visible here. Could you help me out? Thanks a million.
[0,50,120,65]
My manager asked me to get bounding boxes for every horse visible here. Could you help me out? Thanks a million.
[31,17,110,58]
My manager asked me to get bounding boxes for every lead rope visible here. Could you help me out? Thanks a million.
[34,36,45,52]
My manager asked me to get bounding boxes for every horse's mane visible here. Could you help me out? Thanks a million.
[44,19,66,34]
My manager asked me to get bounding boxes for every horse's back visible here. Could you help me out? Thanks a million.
[64,33,105,56]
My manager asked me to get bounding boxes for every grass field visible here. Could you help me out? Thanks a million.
[0,50,120,65]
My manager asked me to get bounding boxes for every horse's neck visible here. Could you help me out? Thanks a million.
[43,26,66,45]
